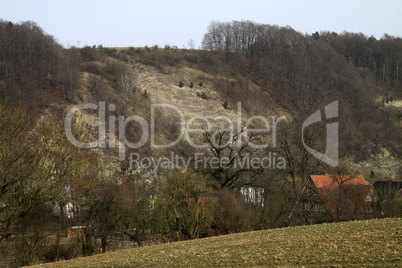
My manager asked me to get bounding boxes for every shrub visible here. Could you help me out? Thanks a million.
[199,82,203,87]
[163,49,182,66]
[208,189,250,235]
[178,81,184,88]
[184,54,199,64]
[42,240,81,263]
[189,82,194,88]
[80,46,102,61]
[82,62,101,75]
[105,59,125,76]
[222,101,229,109]
[152,169,213,240]
[143,90,148,98]
[103,47,118,58]
[201,92,207,99]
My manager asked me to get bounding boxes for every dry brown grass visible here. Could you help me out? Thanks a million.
[31,218,401,267]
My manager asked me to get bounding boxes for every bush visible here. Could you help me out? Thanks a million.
[152,169,213,240]
[81,62,102,75]
[208,190,250,235]
[163,49,182,66]
[42,240,81,263]
[143,90,148,98]
[199,82,203,87]
[184,54,199,64]
[105,59,126,76]
[102,47,118,58]
[222,101,229,109]
[178,81,184,88]
[189,82,194,88]
[80,46,102,62]
[201,92,207,99]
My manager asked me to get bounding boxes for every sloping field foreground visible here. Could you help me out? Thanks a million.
[31,218,401,267]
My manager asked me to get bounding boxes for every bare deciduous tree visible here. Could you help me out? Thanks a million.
[187,127,264,190]
[87,74,104,94]
[118,66,135,98]
[0,104,97,242]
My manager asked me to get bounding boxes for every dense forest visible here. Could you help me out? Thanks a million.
[0,19,401,266]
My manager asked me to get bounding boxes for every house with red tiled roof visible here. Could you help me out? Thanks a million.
[299,175,379,223]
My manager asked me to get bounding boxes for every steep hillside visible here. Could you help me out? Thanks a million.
[1,20,400,179]
[72,48,402,179]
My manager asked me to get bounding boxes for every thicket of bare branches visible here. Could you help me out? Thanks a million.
[0,20,80,105]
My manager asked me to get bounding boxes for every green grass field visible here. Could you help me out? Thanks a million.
[31,218,401,267]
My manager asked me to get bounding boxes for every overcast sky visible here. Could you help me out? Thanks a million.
[1,0,401,48]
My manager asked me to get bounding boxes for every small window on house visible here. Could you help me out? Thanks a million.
[306,188,312,195]
[321,204,326,212]
[315,203,320,212]
[304,202,310,211]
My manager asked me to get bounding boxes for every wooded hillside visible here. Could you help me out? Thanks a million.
[0,19,400,266]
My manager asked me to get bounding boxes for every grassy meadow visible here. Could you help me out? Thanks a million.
[31,218,402,267]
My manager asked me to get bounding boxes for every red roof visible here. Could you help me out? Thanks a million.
[308,175,374,217]
[309,175,368,189]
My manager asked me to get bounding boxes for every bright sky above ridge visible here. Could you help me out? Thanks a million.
[1,0,401,48]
